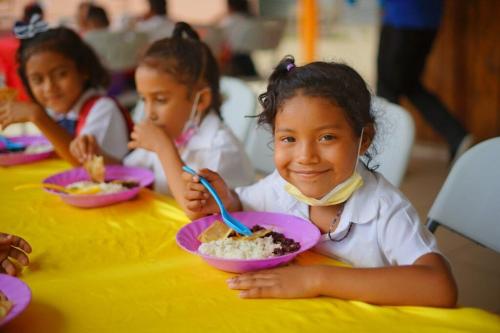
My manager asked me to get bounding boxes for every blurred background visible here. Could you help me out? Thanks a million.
[1,0,499,313]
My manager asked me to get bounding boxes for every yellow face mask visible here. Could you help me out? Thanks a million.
[284,129,365,207]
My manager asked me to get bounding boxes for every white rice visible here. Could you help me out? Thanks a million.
[198,236,281,259]
[24,144,52,154]
[67,181,125,194]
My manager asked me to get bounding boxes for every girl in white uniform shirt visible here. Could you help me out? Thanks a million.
[183,56,457,307]
[75,22,254,199]
[0,17,132,165]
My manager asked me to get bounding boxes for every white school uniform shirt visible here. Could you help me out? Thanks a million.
[235,164,440,268]
[47,89,129,160]
[123,111,255,195]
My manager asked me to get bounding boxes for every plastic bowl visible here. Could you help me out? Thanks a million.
[176,211,321,273]
[42,165,154,208]
[0,274,31,327]
[0,135,53,166]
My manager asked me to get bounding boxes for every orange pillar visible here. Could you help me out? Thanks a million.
[299,0,317,63]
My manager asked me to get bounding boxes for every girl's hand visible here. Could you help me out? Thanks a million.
[0,233,32,276]
[227,265,322,299]
[69,134,100,164]
[0,101,43,130]
[128,121,168,152]
[182,168,238,219]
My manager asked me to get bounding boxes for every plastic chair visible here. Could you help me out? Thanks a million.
[368,96,415,187]
[245,122,275,175]
[426,137,500,253]
[220,76,256,142]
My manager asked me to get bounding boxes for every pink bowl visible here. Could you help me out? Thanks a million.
[176,211,321,273]
[43,165,154,208]
[0,135,53,166]
[0,274,31,327]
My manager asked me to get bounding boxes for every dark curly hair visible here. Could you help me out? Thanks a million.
[17,26,110,102]
[138,21,222,118]
[258,55,377,167]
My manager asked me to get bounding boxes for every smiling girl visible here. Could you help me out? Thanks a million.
[182,56,457,307]
[0,16,132,165]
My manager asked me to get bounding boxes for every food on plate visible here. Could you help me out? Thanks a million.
[23,144,52,154]
[197,222,301,259]
[65,179,139,195]
[0,290,12,319]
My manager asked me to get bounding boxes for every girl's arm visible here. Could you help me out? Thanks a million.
[228,252,457,308]
[31,109,80,165]
[0,101,79,165]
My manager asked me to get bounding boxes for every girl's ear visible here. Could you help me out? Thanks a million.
[196,88,212,116]
[359,124,375,155]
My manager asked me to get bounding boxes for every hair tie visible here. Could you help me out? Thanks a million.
[286,63,295,72]
[13,14,49,39]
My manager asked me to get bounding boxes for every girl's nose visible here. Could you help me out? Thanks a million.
[144,104,158,122]
[42,76,55,93]
[296,140,319,164]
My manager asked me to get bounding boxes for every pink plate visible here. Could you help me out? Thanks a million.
[176,211,321,273]
[43,165,154,208]
[0,274,31,327]
[0,135,53,166]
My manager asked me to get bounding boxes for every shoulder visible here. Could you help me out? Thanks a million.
[345,164,418,226]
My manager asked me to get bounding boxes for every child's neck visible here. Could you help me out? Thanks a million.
[309,204,344,234]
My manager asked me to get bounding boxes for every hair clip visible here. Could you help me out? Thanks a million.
[13,14,49,39]
[286,63,295,72]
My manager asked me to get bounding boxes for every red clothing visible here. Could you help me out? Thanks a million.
[0,34,29,101]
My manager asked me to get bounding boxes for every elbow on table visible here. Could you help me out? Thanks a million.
[429,273,458,308]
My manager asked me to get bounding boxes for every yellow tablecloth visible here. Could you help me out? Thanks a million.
[1,159,499,332]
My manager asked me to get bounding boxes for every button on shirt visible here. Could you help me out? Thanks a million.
[124,111,255,195]
[235,164,440,268]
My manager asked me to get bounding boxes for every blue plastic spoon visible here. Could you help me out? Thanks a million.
[182,165,252,236]
[0,135,25,152]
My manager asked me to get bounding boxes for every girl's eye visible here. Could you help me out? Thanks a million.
[280,136,296,143]
[319,134,335,141]
[54,69,68,78]
[29,76,43,85]
[155,97,167,104]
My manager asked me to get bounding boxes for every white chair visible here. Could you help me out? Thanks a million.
[427,137,500,253]
[245,122,275,175]
[368,96,415,187]
[220,76,256,142]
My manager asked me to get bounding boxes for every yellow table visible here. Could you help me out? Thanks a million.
[1,159,499,332]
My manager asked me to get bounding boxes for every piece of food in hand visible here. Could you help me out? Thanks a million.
[83,155,105,183]
[0,290,12,319]
[0,87,17,104]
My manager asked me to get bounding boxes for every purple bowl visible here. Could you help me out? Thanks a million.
[176,211,321,273]
[0,135,53,166]
[0,274,31,327]
[43,165,154,208]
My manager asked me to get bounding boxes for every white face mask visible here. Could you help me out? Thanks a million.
[174,89,204,148]
[284,128,365,206]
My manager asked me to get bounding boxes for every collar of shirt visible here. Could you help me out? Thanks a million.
[275,163,380,236]
[46,88,101,121]
[183,111,222,151]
